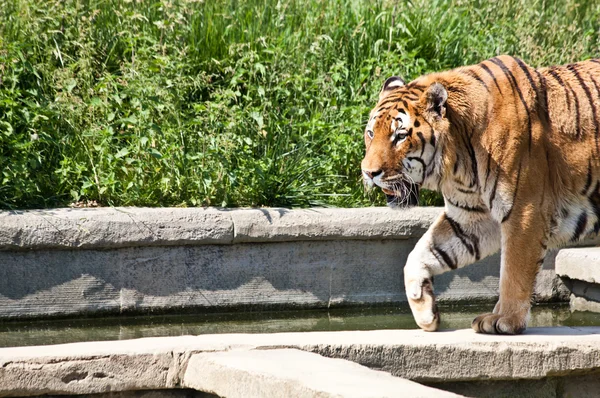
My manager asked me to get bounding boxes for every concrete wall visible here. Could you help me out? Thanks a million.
[0,207,568,320]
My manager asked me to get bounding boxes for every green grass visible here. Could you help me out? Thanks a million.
[1,0,599,209]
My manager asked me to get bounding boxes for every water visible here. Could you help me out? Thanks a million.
[0,304,598,348]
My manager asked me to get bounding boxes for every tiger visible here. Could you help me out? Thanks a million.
[361,55,600,335]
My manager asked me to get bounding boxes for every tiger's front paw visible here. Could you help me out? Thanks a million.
[471,313,527,335]
[405,276,440,332]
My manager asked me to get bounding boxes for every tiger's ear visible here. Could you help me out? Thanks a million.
[379,76,405,100]
[422,82,448,119]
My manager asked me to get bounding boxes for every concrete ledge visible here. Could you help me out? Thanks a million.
[556,247,600,284]
[556,248,600,313]
[0,207,441,251]
[184,349,459,398]
[229,207,440,243]
[1,328,600,397]
[0,207,235,250]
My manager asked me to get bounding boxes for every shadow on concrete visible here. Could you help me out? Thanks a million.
[0,236,511,319]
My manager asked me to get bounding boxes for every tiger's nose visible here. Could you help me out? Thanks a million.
[363,169,383,179]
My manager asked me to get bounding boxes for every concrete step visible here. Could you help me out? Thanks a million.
[0,207,575,320]
[556,247,600,312]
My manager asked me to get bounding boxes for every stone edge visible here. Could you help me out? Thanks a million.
[555,247,600,284]
[0,206,442,251]
[1,328,600,397]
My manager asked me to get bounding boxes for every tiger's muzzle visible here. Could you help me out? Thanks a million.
[363,170,420,208]
[382,180,420,208]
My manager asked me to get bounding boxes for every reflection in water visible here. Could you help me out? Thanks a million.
[0,304,597,348]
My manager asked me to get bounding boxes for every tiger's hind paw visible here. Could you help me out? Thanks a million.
[471,313,527,335]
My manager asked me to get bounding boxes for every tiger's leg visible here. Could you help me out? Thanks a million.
[405,211,501,331]
[472,202,548,334]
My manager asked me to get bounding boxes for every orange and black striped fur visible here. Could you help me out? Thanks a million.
[361,55,600,334]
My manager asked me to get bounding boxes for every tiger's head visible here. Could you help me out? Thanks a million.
[361,76,449,207]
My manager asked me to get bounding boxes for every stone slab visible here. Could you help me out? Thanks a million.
[555,247,600,284]
[184,349,460,398]
[2,327,600,396]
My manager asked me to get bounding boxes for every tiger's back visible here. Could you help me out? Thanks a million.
[459,56,600,246]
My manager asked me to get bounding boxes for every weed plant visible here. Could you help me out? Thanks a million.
[1,0,599,208]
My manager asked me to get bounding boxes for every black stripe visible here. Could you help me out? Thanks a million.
[430,128,436,147]
[589,75,600,100]
[447,106,479,186]
[591,181,600,235]
[374,105,398,115]
[407,156,426,181]
[484,153,492,188]
[534,69,551,129]
[407,156,425,168]
[571,212,588,242]
[568,63,598,144]
[446,197,486,213]
[425,144,439,178]
[550,67,581,138]
[490,57,533,152]
[479,63,503,95]
[571,86,583,139]
[462,69,490,92]
[431,244,457,270]
[457,186,478,194]
[588,75,600,153]
[447,85,468,95]
[489,174,499,209]
[547,68,572,109]
[377,95,402,109]
[588,182,600,228]
[501,162,522,223]
[514,58,538,93]
[590,59,600,66]
[416,132,426,156]
[582,160,593,195]
[444,214,481,260]
[465,133,478,186]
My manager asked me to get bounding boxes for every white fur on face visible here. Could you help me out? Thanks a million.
[402,158,425,183]
[365,110,380,137]
[392,112,411,133]
[362,171,375,188]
